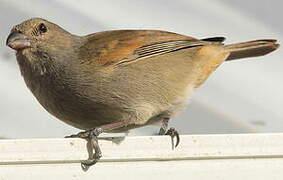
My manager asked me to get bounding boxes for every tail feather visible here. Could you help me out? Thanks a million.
[225,39,279,61]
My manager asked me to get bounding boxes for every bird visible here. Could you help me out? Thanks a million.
[6,18,279,168]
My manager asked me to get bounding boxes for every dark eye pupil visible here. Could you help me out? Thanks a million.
[39,23,47,33]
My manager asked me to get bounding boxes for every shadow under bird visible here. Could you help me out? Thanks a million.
[6,18,279,168]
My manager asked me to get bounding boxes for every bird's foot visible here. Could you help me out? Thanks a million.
[65,128,103,170]
[164,127,180,150]
[65,128,102,138]
[158,118,180,149]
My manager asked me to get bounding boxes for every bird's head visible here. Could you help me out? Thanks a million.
[6,18,84,76]
[6,18,79,54]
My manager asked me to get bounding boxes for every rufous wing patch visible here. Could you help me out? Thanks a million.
[84,30,198,65]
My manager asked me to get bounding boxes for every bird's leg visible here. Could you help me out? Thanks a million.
[158,118,169,135]
[66,121,127,169]
[158,118,180,149]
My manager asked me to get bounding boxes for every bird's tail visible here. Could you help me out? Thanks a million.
[224,39,279,61]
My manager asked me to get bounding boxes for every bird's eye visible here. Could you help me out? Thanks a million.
[38,23,47,33]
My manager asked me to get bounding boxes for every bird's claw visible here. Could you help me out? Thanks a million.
[81,150,102,170]
[65,128,103,169]
[165,127,180,149]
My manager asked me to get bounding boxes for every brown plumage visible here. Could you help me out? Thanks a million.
[6,18,279,167]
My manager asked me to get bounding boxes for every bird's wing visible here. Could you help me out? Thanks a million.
[80,30,224,66]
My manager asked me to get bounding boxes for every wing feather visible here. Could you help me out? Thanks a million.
[80,30,223,66]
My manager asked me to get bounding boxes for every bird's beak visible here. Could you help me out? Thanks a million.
[6,31,31,50]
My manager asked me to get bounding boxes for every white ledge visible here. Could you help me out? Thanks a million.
[1,133,283,163]
[1,133,283,179]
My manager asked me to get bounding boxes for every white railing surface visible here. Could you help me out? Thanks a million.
[1,134,283,179]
